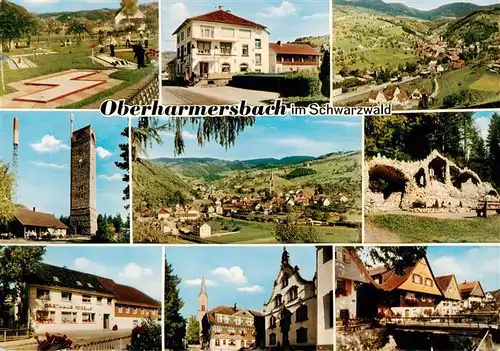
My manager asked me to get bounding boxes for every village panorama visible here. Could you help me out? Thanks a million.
[332,0,500,110]
[132,116,362,244]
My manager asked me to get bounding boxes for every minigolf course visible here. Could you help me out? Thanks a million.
[1,69,123,108]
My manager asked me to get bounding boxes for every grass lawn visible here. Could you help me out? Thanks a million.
[369,214,500,243]
[206,218,360,244]
[469,74,500,91]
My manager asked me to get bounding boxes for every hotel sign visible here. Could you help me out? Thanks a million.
[44,303,92,311]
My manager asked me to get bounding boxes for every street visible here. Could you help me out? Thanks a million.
[162,86,279,105]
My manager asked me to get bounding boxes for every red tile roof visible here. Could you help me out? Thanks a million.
[98,277,160,308]
[207,305,263,324]
[173,9,266,34]
[269,43,320,56]
[15,208,68,229]
[435,275,454,292]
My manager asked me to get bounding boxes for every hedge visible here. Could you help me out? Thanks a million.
[229,71,321,97]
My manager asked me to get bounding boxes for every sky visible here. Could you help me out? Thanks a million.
[166,246,318,318]
[382,0,498,11]
[142,116,362,160]
[162,0,329,51]
[11,0,156,14]
[360,246,500,293]
[43,246,163,300]
[473,111,496,141]
[0,111,128,218]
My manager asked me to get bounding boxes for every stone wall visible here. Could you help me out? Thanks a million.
[365,150,499,213]
[336,326,389,351]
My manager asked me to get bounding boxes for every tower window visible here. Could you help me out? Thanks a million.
[201,304,205,311]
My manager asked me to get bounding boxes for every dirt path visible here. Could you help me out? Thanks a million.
[364,218,402,243]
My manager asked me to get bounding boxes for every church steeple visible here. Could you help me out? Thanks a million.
[198,276,209,331]
[281,247,290,267]
[199,276,207,297]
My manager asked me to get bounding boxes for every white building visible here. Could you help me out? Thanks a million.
[435,275,462,316]
[316,247,333,351]
[115,7,146,31]
[264,248,317,349]
[172,7,270,79]
[18,263,160,333]
[335,247,372,320]
[459,281,486,309]
[197,223,212,238]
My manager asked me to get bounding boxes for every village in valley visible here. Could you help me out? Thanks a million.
[132,117,362,244]
[336,246,500,351]
[332,0,500,109]
[0,0,159,109]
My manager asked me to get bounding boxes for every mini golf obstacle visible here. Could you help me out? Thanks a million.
[93,54,136,69]
[12,70,106,103]
[7,57,37,70]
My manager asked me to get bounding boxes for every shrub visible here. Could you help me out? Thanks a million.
[230,71,320,97]
[128,318,161,351]
[35,333,73,351]
[284,167,317,180]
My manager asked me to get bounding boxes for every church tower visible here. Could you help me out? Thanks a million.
[198,277,209,328]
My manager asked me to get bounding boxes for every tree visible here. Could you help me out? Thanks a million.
[45,18,62,42]
[115,127,130,208]
[319,50,330,97]
[132,117,256,161]
[274,216,319,243]
[94,214,115,243]
[112,213,124,233]
[0,1,37,51]
[0,162,16,223]
[129,317,161,351]
[360,246,428,275]
[65,18,93,39]
[185,315,200,344]
[0,246,46,327]
[487,113,500,188]
[164,257,186,350]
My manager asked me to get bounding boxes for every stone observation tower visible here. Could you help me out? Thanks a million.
[69,125,97,235]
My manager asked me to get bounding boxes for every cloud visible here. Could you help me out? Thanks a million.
[303,12,329,20]
[161,130,197,140]
[475,117,490,140]
[73,257,108,276]
[31,161,68,170]
[119,263,154,280]
[31,135,69,153]
[237,285,264,293]
[98,173,122,182]
[185,278,217,287]
[269,137,335,153]
[314,119,361,127]
[431,247,500,290]
[96,146,112,159]
[211,266,247,284]
[257,1,296,18]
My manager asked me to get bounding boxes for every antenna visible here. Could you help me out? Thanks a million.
[70,113,74,137]
[12,117,19,203]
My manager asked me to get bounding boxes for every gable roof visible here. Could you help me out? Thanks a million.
[435,275,454,292]
[207,305,263,324]
[97,277,160,308]
[269,43,320,56]
[459,281,485,299]
[369,256,444,296]
[173,9,266,35]
[14,208,68,229]
[27,263,111,295]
